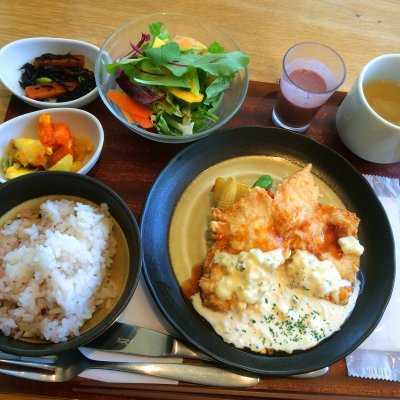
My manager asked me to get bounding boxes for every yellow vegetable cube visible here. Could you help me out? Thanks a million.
[9,138,47,167]
[49,154,73,171]
[5,163,36,179]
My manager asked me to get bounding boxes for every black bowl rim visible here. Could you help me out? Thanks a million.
[0,171,142,356]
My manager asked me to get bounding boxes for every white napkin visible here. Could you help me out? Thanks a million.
[79,273,182,384]
[346,175,400,380]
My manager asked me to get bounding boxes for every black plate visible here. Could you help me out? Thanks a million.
[140,126,395,375]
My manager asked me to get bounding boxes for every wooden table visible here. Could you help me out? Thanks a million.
[1,81,400,399]
[1,1,400,398]
[1,0,400,121]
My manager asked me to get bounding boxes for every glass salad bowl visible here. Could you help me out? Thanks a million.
[95,13,249,143]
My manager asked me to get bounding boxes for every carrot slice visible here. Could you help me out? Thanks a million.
[32,55,85,69]
[108,89,154,126]
[25,82,67,100]
[38,114,55,147]
[134,115,154,129]
[120,108,154,129]
[120,108,136,124]
[52,123,72,148]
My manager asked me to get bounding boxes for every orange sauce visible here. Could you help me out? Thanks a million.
[181,264,203,301]
[320,224,343,259]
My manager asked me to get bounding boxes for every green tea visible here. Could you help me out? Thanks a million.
[363,79,400,126]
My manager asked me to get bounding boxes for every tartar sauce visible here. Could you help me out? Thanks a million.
[214,248,285,305]
[193,248,360,354]
[287,249,351,299]
[338,236,364,256]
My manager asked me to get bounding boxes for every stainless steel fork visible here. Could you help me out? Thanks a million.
[0,349,259,386]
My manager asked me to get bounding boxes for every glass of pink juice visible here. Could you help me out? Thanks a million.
[272,42,346,133]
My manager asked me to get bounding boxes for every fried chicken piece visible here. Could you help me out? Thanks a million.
[272,166,361,304]
[320,252,360,285]
[324,286,353,305]
[287,204,360,256]
[199,248,244,311]
[317,204,359,237]
[200,187,282,311]
[200,164,362,310]
[273,164,319,238]
[209,187,281,253]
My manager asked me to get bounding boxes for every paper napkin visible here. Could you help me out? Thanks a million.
[80,274,182,384]
[346,175,400,381]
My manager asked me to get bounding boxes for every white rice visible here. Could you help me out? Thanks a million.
[0,199,118,343]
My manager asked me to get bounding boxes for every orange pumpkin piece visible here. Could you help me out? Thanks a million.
[36,113,93,169]
[38,114,72,154]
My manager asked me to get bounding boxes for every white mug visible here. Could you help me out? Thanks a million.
[336,54,400,164]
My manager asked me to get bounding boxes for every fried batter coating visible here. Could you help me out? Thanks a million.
[287,204,360,257]
[210,187,281,253]
[273,164,319,238]
[199,248,244,311]
[200,187,282,311]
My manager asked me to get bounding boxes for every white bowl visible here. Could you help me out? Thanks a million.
[0,108,104,183]
[0,37,99,108]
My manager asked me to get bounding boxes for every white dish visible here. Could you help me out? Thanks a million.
[0,108,104,183]
[0,37,99,108]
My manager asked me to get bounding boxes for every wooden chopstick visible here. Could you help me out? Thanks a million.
[74,382,391,400]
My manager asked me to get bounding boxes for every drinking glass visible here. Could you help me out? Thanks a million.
[272,42,346,133]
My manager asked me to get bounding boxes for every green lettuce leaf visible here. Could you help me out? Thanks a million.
[148,21,163,36]
[144,42,180,66]
[207,41,225,54]
[205,75,234,100]
[191,51,249,75]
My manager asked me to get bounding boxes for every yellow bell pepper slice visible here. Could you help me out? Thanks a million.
[169,87,204,103]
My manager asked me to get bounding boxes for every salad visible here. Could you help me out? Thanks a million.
[105,21,249,136]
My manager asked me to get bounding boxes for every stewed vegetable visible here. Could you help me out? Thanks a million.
[19,53,95,102]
